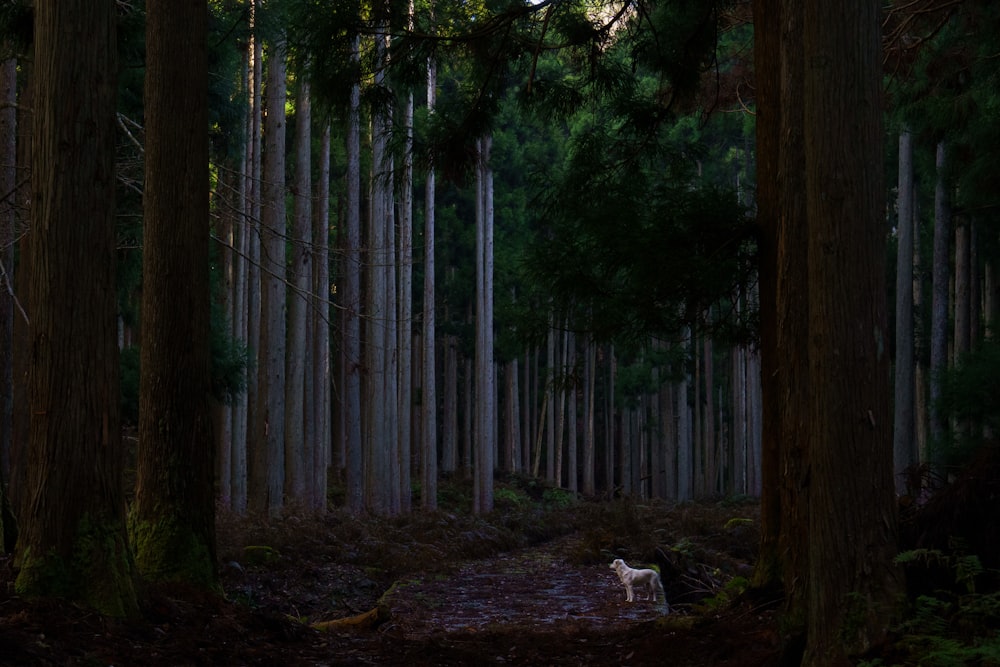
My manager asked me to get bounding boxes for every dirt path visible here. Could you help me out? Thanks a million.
[317,532,779,667]
[382,533,668,639]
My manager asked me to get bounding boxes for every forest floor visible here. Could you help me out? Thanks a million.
[0,476,780,666]
[3,454,998,666]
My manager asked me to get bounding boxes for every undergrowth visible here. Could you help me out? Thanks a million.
[863,546,1000,667]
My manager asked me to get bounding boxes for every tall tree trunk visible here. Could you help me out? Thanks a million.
[751,0,785,592]
[9,56,32,548]
[16,0,137,616]
[554,325,568,487]
[802,0,900,659]
[420,6,439,512]
[312,124,331,511]
[227,42,250,514]
[703,336,716,494]
[545,318,556,482]
[893,130,916,493]
[133,0,216,589]
[474,136,495,513]
[582,337,596,496]
[343,35,364,513]
[398,35,415,514]
[0,53,15,547]
[462,353,473,478]
[442,335,458,472]
[929,141,950,449]
[676,335,692,501]
[752,6,814,648]
[605,345,616,495]
[252,40,288,517]
[954,220,971,360]
[240,3,263,517]
[567,332,578,493]
[285,80,311,503]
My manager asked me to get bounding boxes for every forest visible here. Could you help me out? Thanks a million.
[1,0,999,665]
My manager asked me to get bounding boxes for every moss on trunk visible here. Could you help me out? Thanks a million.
[15,513,137,618]
[129,511,219,592]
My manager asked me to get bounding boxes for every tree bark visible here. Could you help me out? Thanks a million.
[16,0,137,616]
[285,81,312,504]
[893,130,916,493]
[133,0,217,590]
[420,6,439,512]
[239,3,263,517]
[312,124,331,511]
[929,142,950,449]
[251,40,288,517]
[474,136,495,513]
[343,35,364,514]
[802,0,900,660]
[0,54,15,548]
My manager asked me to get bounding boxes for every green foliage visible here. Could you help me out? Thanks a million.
[541,487,576,509]
[0,0,31,55]
[887,544,1000,666]
[935,341,1000,462]
[697,574,748,612]
[895,546,983,595]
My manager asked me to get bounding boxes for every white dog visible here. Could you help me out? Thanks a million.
[610,558,667,608]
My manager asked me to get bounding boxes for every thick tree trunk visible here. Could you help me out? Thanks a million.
[16,0,137,616]
[133,0,216,589]
[802,0,900,660]
[929,142,950,449]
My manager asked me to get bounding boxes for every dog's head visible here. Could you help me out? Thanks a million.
[609,558,625,572]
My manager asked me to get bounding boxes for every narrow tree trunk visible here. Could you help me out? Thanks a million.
[676,335,692,501]
[703,336,716,494]
[442,335,458,472]
[343,36,363,514]
[420,14,439,512]
[312,123,331,511]
[582,337,596,495]
[286,80,311,503]
[252,41,288,517]
[893,130,916,493]
[954,220,971,360]
[398,51,415,514]
[0,54,15,539]
[240,4,263,517]
[229,42,251,515]
[929,141,951,449]
[474,136,495,513]
[545,319,556,482]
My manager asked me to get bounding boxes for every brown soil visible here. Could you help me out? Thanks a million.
[0,495,783,666]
